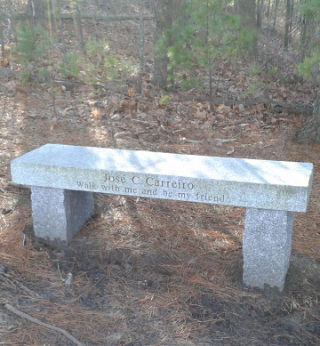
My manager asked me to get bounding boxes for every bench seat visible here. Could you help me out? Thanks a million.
[11,144,313,291]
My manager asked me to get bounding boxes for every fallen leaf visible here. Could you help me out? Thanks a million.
[207,115,216,123]
[138,296,151,303]
[92,109,100,118]
[195,108,206,119]
[16,86,26,94]
[239,104,245,112]
[177,104,186,115]
[217,104,231,114]
[216,114,224,121]
[227,147,235,155]
[128,88,136,97]
[217,105,224,113]
[119,99,129,112]
[129,99,137,110]
[280,92,287,100]
[50,117,57,131]
[1,58,9,67]
[235,74,245,83]
[256,104,265,112]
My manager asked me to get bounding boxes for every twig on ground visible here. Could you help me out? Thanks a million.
[52,95,58,118]
[108,111,118,148]
[4,304,85,346]
[0,273,40,298]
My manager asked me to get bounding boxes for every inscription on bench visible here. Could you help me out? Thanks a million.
[75,173,225,203]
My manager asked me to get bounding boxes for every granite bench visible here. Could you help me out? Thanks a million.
[11,144,313,291]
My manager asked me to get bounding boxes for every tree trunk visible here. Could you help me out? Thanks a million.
[239,0,256,28]
[272,0,280,33]
[266,0,270,18]
[26,0,48,20]
[289,0,294,34]
[257,0,265,29]
[296,89,320,144]
[152,0,171,88]
[137,0,145,94]
[284,0,290,49]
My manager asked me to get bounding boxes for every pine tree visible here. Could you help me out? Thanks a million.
[296,0,320,144]
[166,0,257,102]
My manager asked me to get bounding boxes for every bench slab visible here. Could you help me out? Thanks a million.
[11,144,313,212]
[10,144,314,291]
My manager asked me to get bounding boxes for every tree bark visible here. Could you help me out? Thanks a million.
[272,0,280,33]
[137,0,145,94]
[284,0,290,49]
[26,0,47,20]
[257,0,265,29]
[152,0,171,88]
[239,0,257,28]
[296,89,320,144]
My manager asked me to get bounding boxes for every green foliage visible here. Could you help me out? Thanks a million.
[278,75,288,84]
[249,64,261,76]
[165,0,258,90]
[15,23,50,64]
[159,95,169,105]
[38,68,51,84]
[61,52,80,77]
[268,68,276,76]
[104,55,118,79]
[297,0,320,81]
[117,59,138,75]
[20,69,32,85]
[103,55,138,80]
[297,51,320,80]
[84,61,98,85]
[15,23,36,63]
[86,38,109,56]
[247,81,262,95]
[300,0,320,18]
[180,77,203,90]
[237,28,258,54]
[15,23,52,84]
[12,12,138,88]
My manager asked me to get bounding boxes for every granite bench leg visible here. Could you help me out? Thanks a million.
[31,186,94,247]
[243,208,294,291]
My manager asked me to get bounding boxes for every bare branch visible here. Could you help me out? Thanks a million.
[4,304,85,346]
[0,11,154,22]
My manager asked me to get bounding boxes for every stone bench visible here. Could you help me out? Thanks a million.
[11,144,313,291]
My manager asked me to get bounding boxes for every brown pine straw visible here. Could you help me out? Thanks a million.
[4,304,84,346]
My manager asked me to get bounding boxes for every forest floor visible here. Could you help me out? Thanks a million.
[0,1,320,346]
